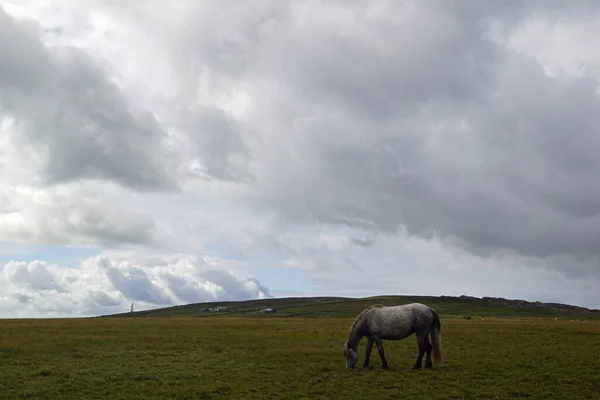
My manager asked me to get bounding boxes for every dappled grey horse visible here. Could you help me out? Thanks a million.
[343,303,443,370]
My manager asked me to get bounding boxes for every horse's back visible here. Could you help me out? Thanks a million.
[368,303,434,339]
[397,303,430,311]
[379,303,432,316]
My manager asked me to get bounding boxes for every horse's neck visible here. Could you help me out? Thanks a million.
[348,332,364,349]
[348,319,367,348]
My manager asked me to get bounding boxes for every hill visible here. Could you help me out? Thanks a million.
[102,294,600,320]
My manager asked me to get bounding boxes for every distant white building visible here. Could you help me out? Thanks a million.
[260,308,277,314]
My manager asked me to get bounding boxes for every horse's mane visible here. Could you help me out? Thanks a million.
[347,304,384,344]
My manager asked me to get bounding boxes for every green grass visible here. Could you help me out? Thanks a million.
[1,316,598,399]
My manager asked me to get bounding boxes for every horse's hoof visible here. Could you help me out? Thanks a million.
[413,365,422,370]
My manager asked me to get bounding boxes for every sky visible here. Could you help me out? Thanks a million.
[1,0,600,318]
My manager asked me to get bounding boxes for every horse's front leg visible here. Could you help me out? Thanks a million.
[363,338,374,367]
[363,338,374,368]
[374,338,388,369]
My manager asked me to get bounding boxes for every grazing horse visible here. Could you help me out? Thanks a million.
[343,303,442,370]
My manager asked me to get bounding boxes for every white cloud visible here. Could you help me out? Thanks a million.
[276,227,600,308]
[1,1,600,316]
[0,183,156,246]
[0,255,270,318]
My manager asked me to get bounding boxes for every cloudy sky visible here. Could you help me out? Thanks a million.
[1,0,600,318]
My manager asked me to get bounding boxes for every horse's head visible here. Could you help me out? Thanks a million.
[343,341,358,369]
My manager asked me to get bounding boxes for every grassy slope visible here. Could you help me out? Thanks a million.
[105,294,600,320]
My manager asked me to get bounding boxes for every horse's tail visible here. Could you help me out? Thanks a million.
[430,309,443,364]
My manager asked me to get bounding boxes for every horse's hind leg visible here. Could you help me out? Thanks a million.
[413,334,430,370]
[374,338,389,369]
[424,336,433,369]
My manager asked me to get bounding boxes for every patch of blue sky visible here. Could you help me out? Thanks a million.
[0,242,99,267]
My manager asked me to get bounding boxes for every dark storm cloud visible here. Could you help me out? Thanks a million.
[6,0,600,280]
[0,9,175,191]
[221,0,600,270]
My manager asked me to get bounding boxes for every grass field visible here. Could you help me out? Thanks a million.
[1,314,599,399]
